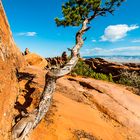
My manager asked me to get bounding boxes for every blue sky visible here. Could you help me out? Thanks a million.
[2,0,140,57]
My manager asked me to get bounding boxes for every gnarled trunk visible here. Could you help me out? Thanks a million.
[11,19,90,140]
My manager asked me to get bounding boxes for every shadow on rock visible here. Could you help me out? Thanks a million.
[14,72,36,122]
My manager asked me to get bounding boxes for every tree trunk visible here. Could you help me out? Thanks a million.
[11,19,89,140]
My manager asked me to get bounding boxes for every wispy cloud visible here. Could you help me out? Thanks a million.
[92,39,96,42]
[16,32,37,37]
[132,39,140,43]
[100,24,139,42]
[82,46,140,56]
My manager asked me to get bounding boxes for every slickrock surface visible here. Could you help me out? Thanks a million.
[15,66,140,140]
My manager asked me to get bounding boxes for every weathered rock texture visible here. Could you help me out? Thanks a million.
[0,2,25,139]
[24,53,48,69]
[16,65,140,140]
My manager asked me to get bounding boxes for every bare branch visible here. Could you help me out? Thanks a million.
[88,10,98,22]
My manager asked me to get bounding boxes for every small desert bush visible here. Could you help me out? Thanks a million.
[118,70,140,89]
[71,60,113,82]
[73,129,98,140]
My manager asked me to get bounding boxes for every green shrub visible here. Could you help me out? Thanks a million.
[118,70,140,89]
[109,73,114,82]
[71,60,113,82]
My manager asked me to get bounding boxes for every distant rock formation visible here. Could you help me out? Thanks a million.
[24,48,30,55]
[84,58,140,80]
[61,51,68,61]
[46,51,68,67]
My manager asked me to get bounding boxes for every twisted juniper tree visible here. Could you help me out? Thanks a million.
[12,0,125,139]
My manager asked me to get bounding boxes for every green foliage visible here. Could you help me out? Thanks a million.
[55,0,125,27]
[71,60,114,82]
[118,71,140,89]
[109,73,114,82]
[72,62,139,90]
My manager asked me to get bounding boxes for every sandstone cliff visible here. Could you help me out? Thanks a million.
[0,2,25,139]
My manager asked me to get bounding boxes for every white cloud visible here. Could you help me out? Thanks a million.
[82,46,140,56]
[17,32,37,37]
[100,24,139,42]
[132,39,140,43]
[92,39,96,42]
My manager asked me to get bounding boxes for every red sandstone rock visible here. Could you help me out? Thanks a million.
[0,2,26,139]
[24,53,48,69]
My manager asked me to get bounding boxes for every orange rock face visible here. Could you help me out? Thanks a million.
[24,53,48,69]
[0,2,25,139]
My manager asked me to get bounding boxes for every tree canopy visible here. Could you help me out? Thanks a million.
[55,0,125,27]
